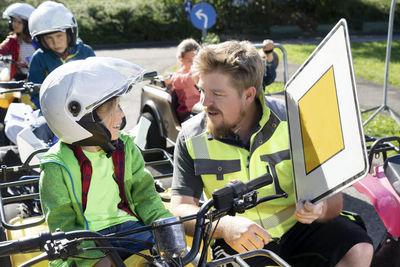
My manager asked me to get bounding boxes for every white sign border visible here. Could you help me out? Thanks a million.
[285,19,369,203]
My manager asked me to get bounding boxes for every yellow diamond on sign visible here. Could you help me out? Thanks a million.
[299,66,344,174]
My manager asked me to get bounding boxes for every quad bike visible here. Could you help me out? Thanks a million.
[0,56,34,111]
[0,146,175,267]
[0,82,44,175]
[0,129,398,266]
[0,56,14,110]
[0,171,291,267]
[138,43,289,157]
[352,135,400,267]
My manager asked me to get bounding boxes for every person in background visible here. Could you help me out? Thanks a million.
[0,3,36,146]
[28,1,95,109]
[0,3,36,81]
[170,40,373,267]
[39,57,173,267]
[169,38,201,123]
[259,39,277,89]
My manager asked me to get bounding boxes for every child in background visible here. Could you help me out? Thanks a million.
[170,38,201,123]
[0,3,36,81]
[28,1,95,109]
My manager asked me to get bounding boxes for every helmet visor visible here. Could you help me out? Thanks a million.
[83,57,145,112]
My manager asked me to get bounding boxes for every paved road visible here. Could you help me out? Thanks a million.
[95,46,177,131]
[94,39,394,248]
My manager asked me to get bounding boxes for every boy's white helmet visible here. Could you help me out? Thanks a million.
[40,57,145,154]
[2,3,35,20]
[29,1,78,51]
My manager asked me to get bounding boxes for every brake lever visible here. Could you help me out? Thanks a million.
[44,238,83,261]
[257,193,288,204]
[231,191,259,215]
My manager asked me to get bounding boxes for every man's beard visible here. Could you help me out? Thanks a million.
[206,106,246,139]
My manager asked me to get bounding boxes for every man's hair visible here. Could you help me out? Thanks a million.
[176,38,201,59]
[192,40,264,96]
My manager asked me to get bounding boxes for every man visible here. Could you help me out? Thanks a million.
[170,40,373,266]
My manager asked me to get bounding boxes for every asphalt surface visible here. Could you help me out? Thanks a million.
[94,34,400,248]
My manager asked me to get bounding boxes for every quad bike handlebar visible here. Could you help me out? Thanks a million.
[0,81,41,95]
[0,173,290,267]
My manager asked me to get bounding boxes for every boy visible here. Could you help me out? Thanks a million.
[28,1,95,109]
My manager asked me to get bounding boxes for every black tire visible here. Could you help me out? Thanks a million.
[141,112,166,161]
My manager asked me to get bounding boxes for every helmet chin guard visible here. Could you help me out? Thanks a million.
[73,111,127,157]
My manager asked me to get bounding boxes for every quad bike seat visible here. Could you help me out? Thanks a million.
[384,154,400,197]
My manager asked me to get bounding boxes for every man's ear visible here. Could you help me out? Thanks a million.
[243,86,256,103]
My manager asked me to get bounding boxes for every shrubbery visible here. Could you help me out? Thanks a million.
[0,0,398,46]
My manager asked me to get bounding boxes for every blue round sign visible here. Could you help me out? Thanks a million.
[190,3,216,30]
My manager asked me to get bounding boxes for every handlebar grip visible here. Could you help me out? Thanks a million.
[143,71,158,80]
[245,173,273,192]
[0,231,52,257]
[0,240,19,257]
[15,234,46,253]
[0,81,25,89]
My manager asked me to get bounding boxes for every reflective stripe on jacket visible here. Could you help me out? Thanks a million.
[183,95,297,238]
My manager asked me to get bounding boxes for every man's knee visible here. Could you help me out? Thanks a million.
[349,242,374,257]
[338,242,373,267]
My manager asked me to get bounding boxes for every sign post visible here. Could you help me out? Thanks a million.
[190,3,216,40]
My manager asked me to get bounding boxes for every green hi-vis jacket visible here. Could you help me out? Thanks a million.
[39,132,172,267]
[183,95,297,238]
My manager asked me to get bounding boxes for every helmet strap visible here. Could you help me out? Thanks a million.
[66,28,77,48]
[102,140,118,158]
[120,116,126,130]
[92,110,117,157]
[8,20,13,32]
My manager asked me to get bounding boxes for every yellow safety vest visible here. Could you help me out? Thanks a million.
[185,96,297,238]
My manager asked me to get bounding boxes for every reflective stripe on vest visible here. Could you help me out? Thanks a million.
[187,111,297,238]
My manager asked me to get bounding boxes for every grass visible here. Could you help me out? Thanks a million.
[362,111,400,138]
[265,41,400,139]
[283,41,400,87]
[266,81,285,94]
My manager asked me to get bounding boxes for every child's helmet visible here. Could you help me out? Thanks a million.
[40,57,145,155]
[29,1,78,52]
[2,3,35,35]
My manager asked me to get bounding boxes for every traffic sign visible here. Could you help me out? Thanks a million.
[184,0,192,16]
[285,19,368,203]
[190,3,216,30]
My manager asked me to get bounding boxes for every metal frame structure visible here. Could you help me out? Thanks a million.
[362,0,400,126]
